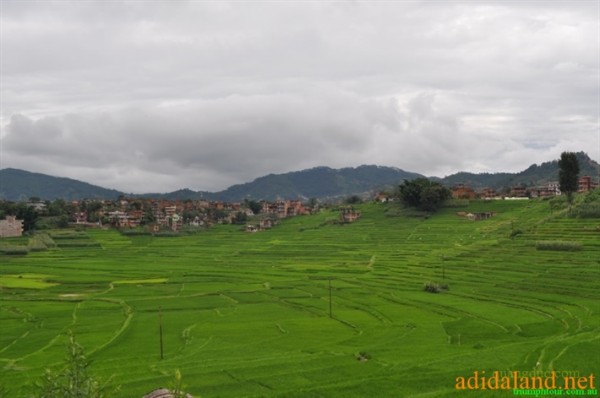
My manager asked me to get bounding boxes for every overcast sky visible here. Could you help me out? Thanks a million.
[1,1,598,193]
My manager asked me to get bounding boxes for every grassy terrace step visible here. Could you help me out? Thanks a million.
[0,198,599,397]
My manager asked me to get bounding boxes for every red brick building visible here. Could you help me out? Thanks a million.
[578,176,598,193]
[452,184,477,199]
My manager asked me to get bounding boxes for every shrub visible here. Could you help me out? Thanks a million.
[535,241,582,251]
[120,229,151,236]
[509,229,523,239]
[154,231,181,237]
[34,332,116,398]
[168,369,194,398]
[37,233,57,248]
[424,282,440,293]
[442,199,470,208]
[0,246,29,255]
[569,204,600,218]
[56,241,102,248]
[28,233,56,251]
[424,281,449,293]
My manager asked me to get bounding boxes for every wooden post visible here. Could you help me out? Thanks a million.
[329,278,333,319]
[159,306,164,360]
[442,263,445,281]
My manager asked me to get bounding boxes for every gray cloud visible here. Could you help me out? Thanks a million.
[1,1,598,192]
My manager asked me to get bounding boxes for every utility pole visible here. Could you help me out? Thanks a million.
[329,278,333,319]
[159,306,164,360]
[442,263,445,281]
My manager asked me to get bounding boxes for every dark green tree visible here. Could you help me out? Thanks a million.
[420,184,452,211]
[16,203,39,231]
[345,195,363,204]
[398,178,451,211]
[558,151,580,204]
[86,201,104,223]
[233,211,248,224]
[47,199,68,217]
[244,199,262,215]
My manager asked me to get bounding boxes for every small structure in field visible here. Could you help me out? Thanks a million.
[143,388,193,398]
[456,211,497,221]
[340,207,361,223]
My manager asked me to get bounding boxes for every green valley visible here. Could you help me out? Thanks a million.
[1,198,599,397]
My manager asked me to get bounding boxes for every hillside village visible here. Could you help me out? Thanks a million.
[449,176,597,200]
[0,175,597,239]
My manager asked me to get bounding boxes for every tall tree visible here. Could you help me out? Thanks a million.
[398,178,451,211]
[558,152,580,204]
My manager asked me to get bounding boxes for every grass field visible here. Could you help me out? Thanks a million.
[1,199,599,397]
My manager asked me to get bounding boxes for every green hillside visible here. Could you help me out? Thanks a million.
[140,165,424,201]
[0,168,122,201]
[2,153,598,201]
[0,195,599,397]
[439,151,599,189]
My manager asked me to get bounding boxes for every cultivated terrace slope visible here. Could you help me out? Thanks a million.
[0,193,599,397]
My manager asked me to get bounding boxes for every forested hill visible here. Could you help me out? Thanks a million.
[212,165,424,201]
[0,168,122,201]
[1,152,598,201]
[0,165,422,201]
[439,152,599,189]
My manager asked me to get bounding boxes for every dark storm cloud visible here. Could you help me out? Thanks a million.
[1,1,598,192]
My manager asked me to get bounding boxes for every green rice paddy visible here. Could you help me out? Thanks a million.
[1,200,599,397]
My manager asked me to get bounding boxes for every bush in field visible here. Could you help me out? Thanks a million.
[154,231,181,237]
[167,369,194,398]
[569,204,600,218]
[568,189,600,218]
[0,246,30,255]
[120,229,151,236]
[535,241,582,252]
[37,233,56,248]
[424,282,449,293]
[442,199,470,208]
[34,333,116,398]
[28,233,56,251]
[509,229,524,239]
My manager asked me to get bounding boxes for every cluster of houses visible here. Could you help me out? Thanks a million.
[1,176,598,239]
[68,198,316,233]
[450,176,598,200]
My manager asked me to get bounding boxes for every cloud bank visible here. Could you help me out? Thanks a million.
[1,1,598,192]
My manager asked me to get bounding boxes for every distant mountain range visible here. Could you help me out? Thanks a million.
[435,152,599,190]
[0,168,123,202]
[0,152,598,201]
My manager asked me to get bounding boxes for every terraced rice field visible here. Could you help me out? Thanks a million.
[1,200,599,397]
